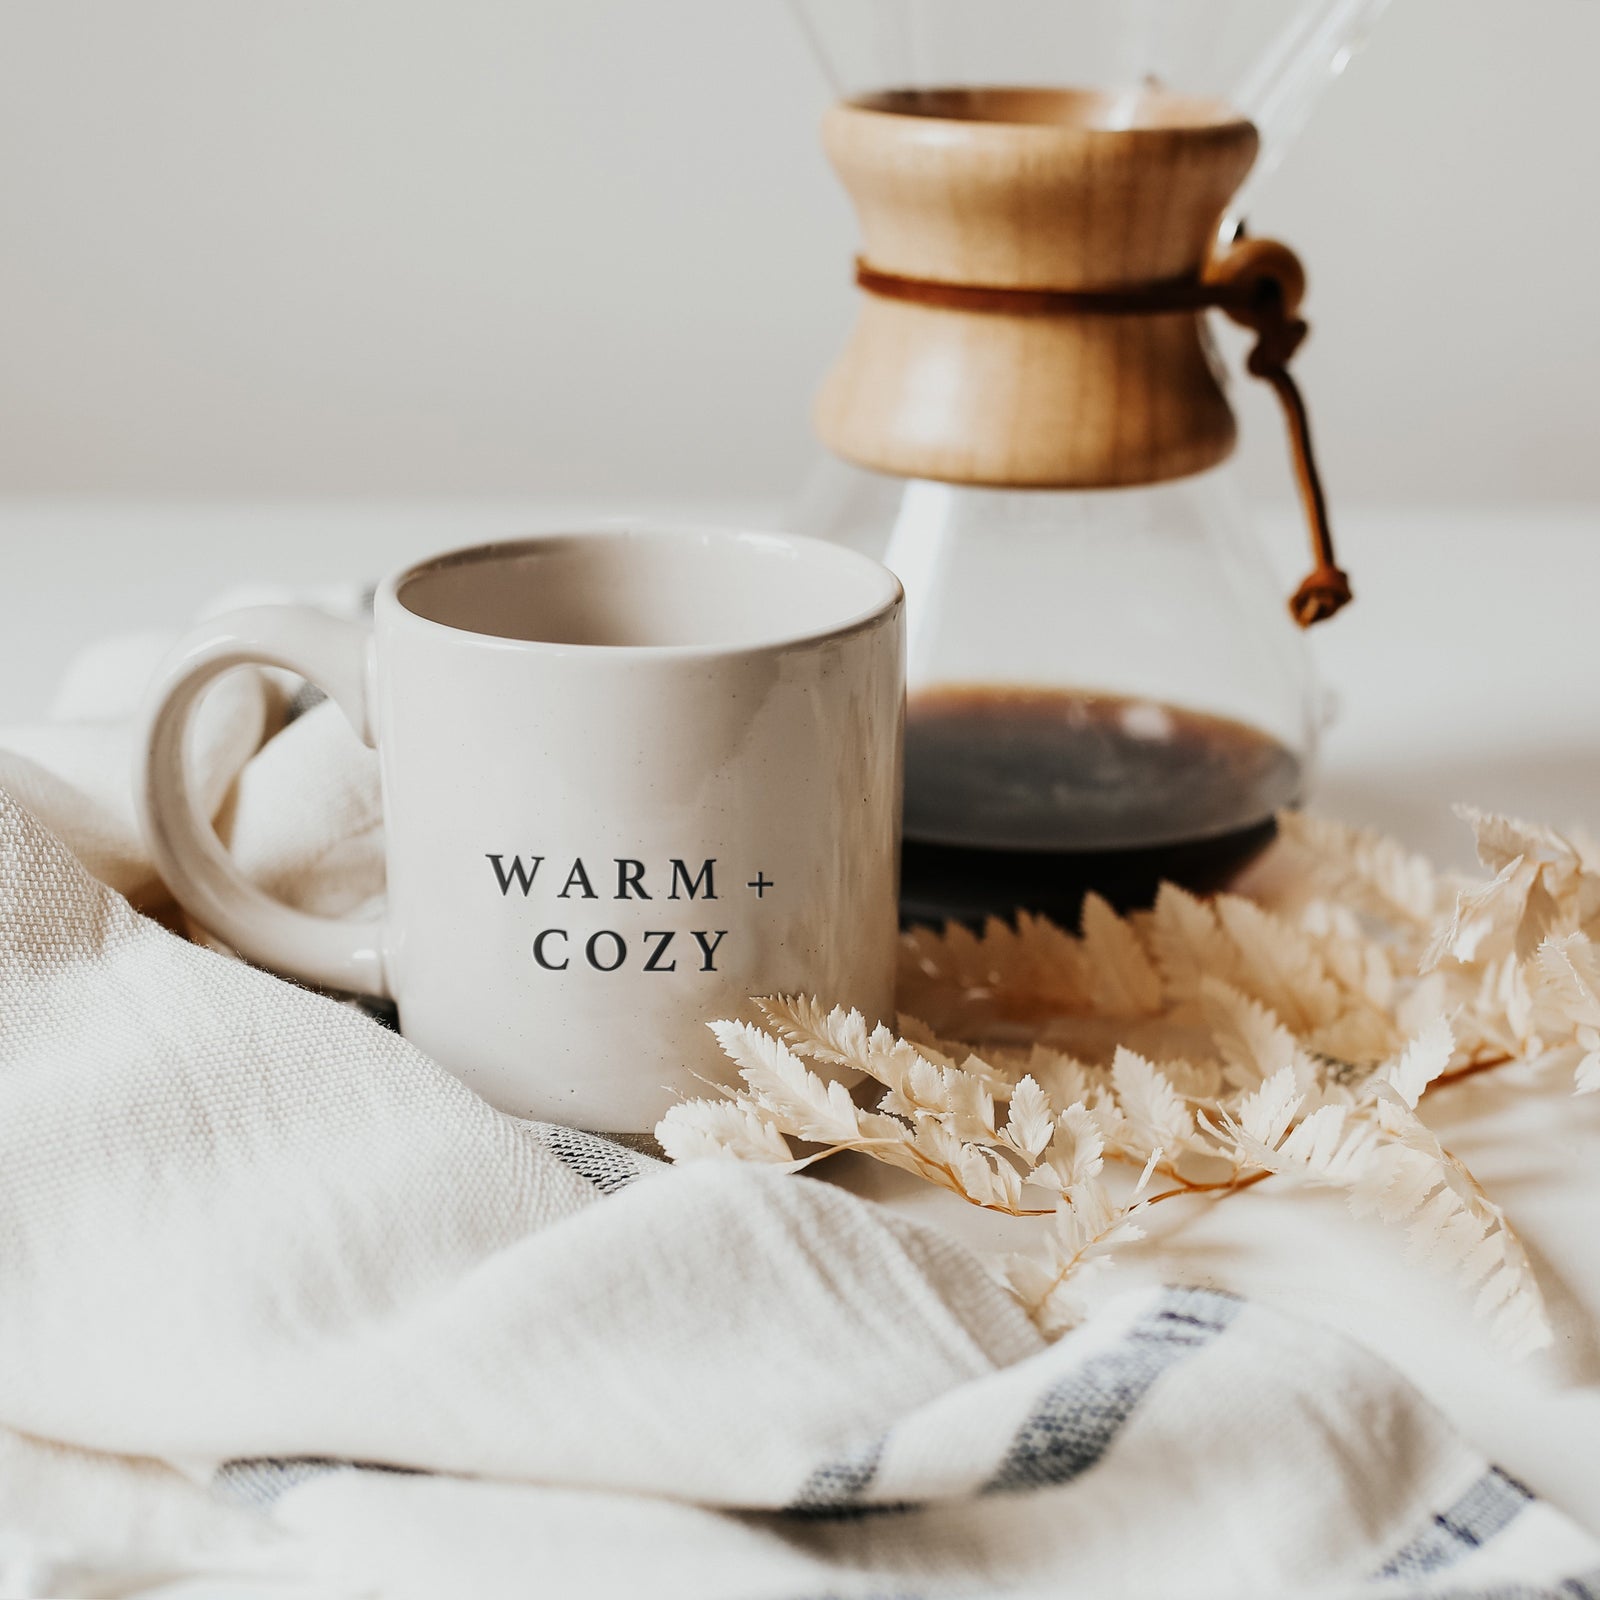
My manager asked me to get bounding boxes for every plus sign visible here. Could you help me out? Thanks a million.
[747,871,774,898]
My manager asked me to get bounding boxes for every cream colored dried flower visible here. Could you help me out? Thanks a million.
[657,807,1595,1357]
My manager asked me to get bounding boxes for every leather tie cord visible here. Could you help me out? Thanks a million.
[854,250,1353,628]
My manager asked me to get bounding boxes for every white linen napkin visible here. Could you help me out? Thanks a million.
[1,619,1597,1599]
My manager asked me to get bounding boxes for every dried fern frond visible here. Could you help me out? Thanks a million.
[658,804,1587,1355]
[1274,810,1442,930]
[1003,1175,1154,1337]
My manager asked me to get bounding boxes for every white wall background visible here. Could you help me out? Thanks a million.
[0,0,1596,507]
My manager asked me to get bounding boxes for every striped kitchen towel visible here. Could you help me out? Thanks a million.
[0,780,1597,1598]
[180,1286,1599,1600]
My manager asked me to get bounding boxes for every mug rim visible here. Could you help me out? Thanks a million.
[377,523,904,659]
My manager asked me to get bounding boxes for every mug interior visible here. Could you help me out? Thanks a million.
[394,527,900,651]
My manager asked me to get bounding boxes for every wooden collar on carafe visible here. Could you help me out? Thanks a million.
[854,236,1352,629]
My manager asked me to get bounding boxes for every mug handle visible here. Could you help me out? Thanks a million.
[135,605,389,998]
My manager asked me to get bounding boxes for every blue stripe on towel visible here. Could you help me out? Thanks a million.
[788,1285,1238,1517]
[1406,1572,1600,1600]
[789,1434,888,1515]
[281,680,327,724]
[1375,1466,1534,1579]
[214,1455,420,1509]
[539,1124,646,1194]
[982,1285,1241,1495]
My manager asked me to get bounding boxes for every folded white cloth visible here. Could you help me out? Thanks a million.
[1,619,1597,1598]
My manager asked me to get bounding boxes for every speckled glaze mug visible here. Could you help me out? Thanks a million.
[137,528,904,1130]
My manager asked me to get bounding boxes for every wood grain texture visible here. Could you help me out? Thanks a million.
[816,87,1262,489]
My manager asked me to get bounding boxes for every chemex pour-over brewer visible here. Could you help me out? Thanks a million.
[791,0,1393,926]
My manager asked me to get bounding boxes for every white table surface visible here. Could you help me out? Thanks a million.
[2,500,1598,1530]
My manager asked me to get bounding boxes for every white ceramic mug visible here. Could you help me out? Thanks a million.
[137,528,904,1131]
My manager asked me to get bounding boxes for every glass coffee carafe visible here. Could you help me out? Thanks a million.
[789,0,1394,927]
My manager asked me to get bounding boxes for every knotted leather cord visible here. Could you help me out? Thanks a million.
[854,255,1353,627]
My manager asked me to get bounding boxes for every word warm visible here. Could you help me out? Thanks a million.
[487,855,717,901]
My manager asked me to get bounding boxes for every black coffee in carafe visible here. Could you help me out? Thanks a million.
[900,686,1304,929]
